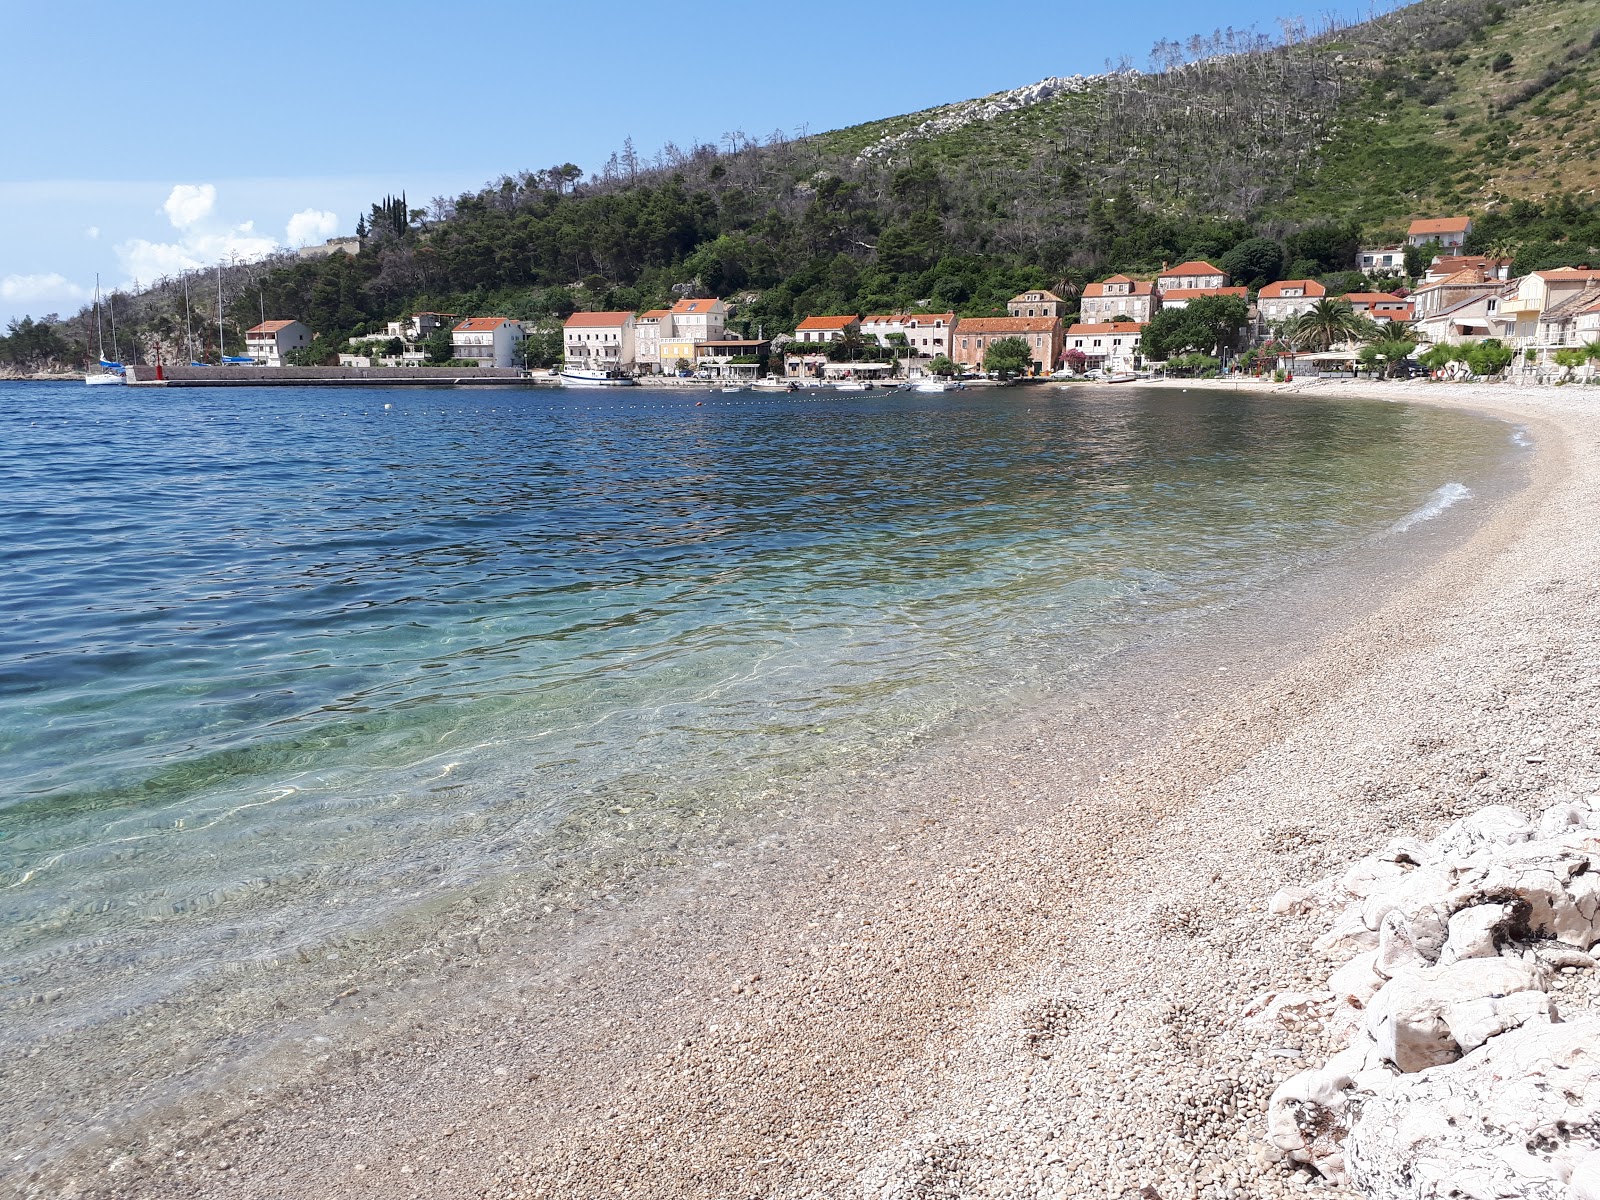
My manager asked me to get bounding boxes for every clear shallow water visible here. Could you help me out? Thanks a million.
[0,381,1515,1037]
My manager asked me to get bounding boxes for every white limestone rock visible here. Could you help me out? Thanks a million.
[1364,956,1549,1073]
[1437,900,1524,965]
[1268,885,1315,916]
[1345,1015,1600,1200]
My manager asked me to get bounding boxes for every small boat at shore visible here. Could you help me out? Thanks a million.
[559,368,638,388]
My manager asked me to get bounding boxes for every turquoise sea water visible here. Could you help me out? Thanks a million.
[0,381,1516,1044]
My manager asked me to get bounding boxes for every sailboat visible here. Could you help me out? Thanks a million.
[85,275,124,385]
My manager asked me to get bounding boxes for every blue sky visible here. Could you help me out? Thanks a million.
[1,0,1396,326]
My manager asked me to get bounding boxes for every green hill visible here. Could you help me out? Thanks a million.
[12,0,1600,371]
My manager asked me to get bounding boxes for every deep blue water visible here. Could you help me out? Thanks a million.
[0,380,1514,1035]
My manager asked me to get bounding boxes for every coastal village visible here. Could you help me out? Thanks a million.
[224,214,1600,386]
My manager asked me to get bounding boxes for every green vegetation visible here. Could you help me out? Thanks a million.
[1143,295,1249,359]
[982,336,1035,378]
[0,316,76,370]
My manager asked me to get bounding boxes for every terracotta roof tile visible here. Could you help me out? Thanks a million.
[247,320,299,333]
[795,315,860,330]
[1257,280,1327,299]
[1408,217,1471,236]
[454,317,519,332]
[957,317,1060,333]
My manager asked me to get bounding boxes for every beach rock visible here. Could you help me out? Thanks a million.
[1437,900,1524,964]
[1374,905,1447,977]
[1242,990,1330,1035]
[1268,886,1315,916]
[1266,1044,1393,1183]
[1539,802,1588,839]
[1431,804,1536,859]
[1365,954,1549,1073]
[1345,1015,1600,1200]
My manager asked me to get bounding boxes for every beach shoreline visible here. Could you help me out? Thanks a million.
[19,380,1594,1200]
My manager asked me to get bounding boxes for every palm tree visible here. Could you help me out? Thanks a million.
[1364,336,1419,379]
[1288,298,1369,352]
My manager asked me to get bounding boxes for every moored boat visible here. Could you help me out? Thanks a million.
[559,368,638,388]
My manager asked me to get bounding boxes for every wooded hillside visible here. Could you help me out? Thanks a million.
[16,0,1600,369]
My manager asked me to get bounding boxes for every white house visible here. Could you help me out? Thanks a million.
[904,312,955,358]
[1080,276,1156,323]
[244,319,312,366]
[1357,245,1406,276]
[452,317,525,367]
[1256,279,1326,325]
[1412,288,1514,346]
[1065,322,1144,372]
[563,311,636,371]
[1157,261,1229,293]
[633,309,670,374]
[669,297,728,343]
[1497,269,1600,347]
[861,314,908,346]
[1407,217,1472,249]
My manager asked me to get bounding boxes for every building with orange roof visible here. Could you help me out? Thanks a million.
[1407,216,1472,249]
[1081,276,1157,323]
[951,316,1061,374]
[1339,293,1413,322]
[1064,322,1145,372]
[1157,261,1229,293]
[244,319,311,366]
[793,315,860,343]
[1256,279,1327,325]
[454,316,526,367]
[1423,255,1512,285]
[561,311,633,372]
[1411,267,1507,320]
[669,297,728,342]
[860,312,957,360]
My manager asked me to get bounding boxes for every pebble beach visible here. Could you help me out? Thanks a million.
[22,379,1598,1200]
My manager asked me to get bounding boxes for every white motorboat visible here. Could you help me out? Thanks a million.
[559,368,638,388]
[832,381,868,392]
[912,380,950,393]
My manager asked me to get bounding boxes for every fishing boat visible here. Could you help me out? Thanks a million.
[559,367,638,388]
[85,275,124,385]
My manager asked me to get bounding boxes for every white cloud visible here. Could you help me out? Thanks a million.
[85,225,100,239]
[117,227,279,284]
[1,272,91,304]
[286,208,339,246]
[163,183,217,229]
[116,183,280,286]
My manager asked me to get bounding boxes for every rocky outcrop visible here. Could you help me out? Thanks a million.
[1254,799,1600,1197]
[853,75,1102,164]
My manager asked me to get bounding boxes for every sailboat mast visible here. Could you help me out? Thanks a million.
[217,265,225,363]
[108,286,121,362]
[95,273,106,361]
[183,275,196,364]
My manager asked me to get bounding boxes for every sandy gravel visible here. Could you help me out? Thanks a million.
[22,380,1600,1200]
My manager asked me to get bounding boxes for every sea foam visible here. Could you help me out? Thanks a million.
[1389,482,1471,534]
